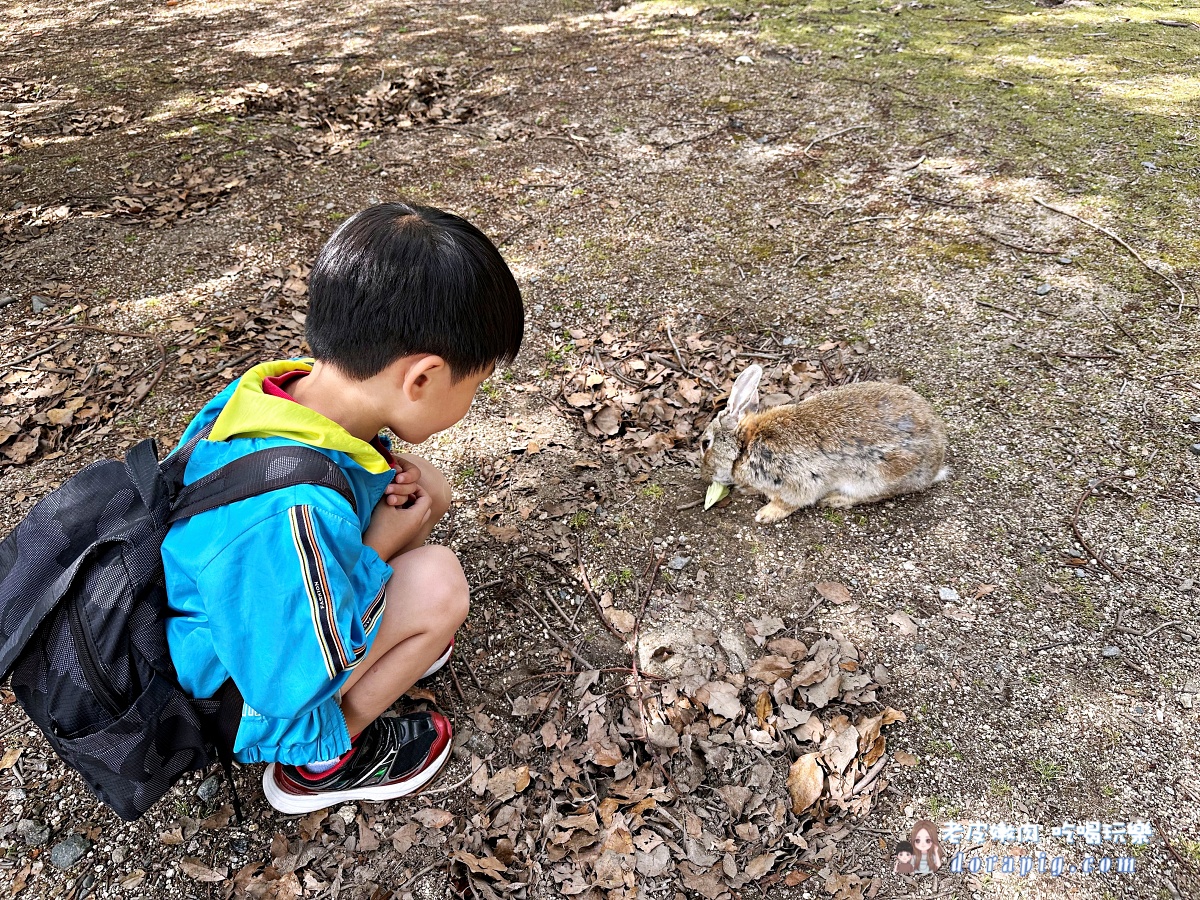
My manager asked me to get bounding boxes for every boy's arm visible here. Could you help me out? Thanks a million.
[195,504,392,721]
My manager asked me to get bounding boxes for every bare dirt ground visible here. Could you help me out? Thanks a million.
[1,1,1198,899]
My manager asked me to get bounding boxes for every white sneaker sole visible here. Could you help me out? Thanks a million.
[262,739,452,815]
[420,642,453,680]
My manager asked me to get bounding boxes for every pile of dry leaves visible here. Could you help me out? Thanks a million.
[1,163,251,252]
[217,68,477,153]
[0,284,308,469]
[223,572,904,900]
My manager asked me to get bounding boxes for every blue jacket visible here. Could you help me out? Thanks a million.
[162,360,396,764]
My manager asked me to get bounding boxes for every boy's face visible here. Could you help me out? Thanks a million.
[392,359,493,444]
[897,851,913,864]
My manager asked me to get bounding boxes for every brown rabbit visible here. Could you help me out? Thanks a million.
[699,365,949,523]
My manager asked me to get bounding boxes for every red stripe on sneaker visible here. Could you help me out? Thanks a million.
[296,747,356,781]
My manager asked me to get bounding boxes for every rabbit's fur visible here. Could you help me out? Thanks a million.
[700,365,949,523]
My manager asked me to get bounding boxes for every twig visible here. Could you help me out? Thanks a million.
[505,592,598,671]
[574,535,626,642]
[457,651,487,694]
[1140,620,1186,639]
[664,322,695,376]
[446,660,466,702]
[803,124,870,159]
[974,298,1021,319]
[2,337,72,370]
[851,756,888,796]
[192,350,258,384]
[544,588,581,634]
[675,498,704,511]
[46,325,167,405]
[1034,197,1190,312]
[1153,818,1200,882]
[1069,475,1130,580]
[399,860,446,888]
[423,759,487,797]
[976,229,1058,255]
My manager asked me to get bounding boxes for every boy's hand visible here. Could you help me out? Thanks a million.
[381,457,423,508]
[364,482,432,561]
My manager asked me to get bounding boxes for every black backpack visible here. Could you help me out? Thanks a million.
[0,426,355,822]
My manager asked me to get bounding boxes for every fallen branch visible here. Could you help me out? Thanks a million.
[1069,475,1131,580]
[2,337,72,370]
[505,591,597,671]
[664,322,695,377]
[851,756,888,796]
[1034,197,1190,312]
[47,324,167,406]
[976,229,1058,255]
[803,124,870,159]
[574,536,626,642]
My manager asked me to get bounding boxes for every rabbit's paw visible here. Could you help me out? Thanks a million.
[755,499,799,523]
[818,491,857,509]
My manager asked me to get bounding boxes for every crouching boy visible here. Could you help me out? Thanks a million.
[162,202,523,813]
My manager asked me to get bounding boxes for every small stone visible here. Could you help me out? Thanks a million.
[1035,284,1052,296]
[231,837,249,856]
[913,643,927,652]
[938,587,960,602]
[1189,443,1200,456]
[465,731,496,757]
[0,163,24,176]
[584,66,597,73]
[111,846,126,864]
[50,833,91,870]
[17,819,50,847]
[1187,414,1200,425]
[668,555,691,571]
[197,774,221,803]
[1101,645,1122,658]
[6,788,26,802]
[735,55,754,64]
[1056,256,1074,265]
[336,804,357,826]
[30,295,51,313]
[1180,694,1193,710]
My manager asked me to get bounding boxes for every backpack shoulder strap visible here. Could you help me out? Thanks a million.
[167,444,358,524]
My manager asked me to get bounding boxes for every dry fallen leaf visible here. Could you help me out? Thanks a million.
[487,765,532,802]
[179,858,227,883]
[886,610,918,636]
[815,581,852,605]
[412,807,455,829]
[0,747,22,770]
[787,753,824,814]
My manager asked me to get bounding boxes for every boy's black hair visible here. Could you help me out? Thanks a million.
[306,201,523,380]
[895,841,914,855]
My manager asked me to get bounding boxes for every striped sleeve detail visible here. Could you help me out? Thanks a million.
[361,583,387,638]
[288,506,354,678]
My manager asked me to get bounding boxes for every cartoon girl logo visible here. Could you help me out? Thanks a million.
[892,840,916,875]
[908,820,943,873]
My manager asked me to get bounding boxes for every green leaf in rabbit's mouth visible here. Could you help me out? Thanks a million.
[704,482,730,510]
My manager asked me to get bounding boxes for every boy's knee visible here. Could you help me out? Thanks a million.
[405,545,469,625]
[400,454,452,521]
[424,465,452,521]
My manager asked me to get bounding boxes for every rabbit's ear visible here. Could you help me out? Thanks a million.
[727,364,762,421]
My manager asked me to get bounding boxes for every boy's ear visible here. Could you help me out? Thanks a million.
[398,354,447,400]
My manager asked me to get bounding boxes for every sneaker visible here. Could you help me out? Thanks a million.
[419,638,454,680]
[262,711,452,814]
